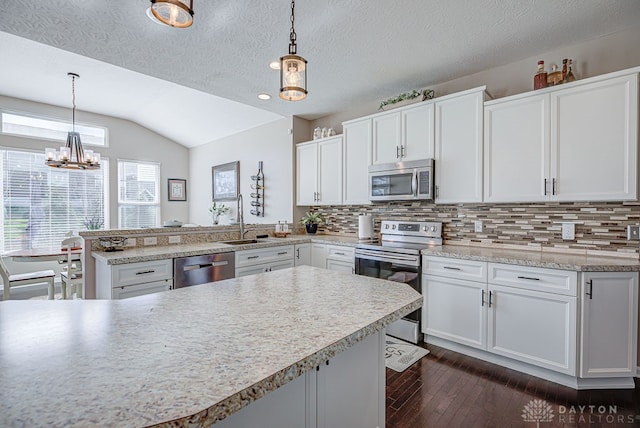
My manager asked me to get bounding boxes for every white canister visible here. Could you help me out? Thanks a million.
[358,214,375,239]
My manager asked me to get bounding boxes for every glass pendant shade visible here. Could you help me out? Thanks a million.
[150,0,194,28]
[279,54,307,101]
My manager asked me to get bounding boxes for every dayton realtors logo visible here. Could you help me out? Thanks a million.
[522,399,637,425]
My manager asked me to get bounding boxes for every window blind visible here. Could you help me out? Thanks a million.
[117,160,160,229]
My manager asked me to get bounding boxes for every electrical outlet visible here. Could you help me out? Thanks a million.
[474,220,483,233]
[143,237,157,246]
[562,223,575,240]
[627,225,640,240]
[168,235,181,244]
[125,238,136,247]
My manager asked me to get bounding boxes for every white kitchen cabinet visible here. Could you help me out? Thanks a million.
[434,87,485,204]
[342,118,371,205]
[311,243,327,268]
[294,243,311,266]
[483,71,638,203]
[296,136,343,205]
[235,245,294,278]
[550,73,638,201]
[325,245,354,274]
[95,258,173,299]
[484,93,550,202]
[580,272,638,378]
[372,102,434,165]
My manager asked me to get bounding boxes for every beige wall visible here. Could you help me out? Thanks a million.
[188,118,296,227]
[311,23,640,133]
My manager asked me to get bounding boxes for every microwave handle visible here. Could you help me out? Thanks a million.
[411,169,418,197]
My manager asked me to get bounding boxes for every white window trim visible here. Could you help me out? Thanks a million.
[117,159,161,229]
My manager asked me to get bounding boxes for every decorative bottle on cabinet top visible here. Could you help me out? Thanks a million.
[534,60,548,90]
[547,64,563,86]
[564,59,576,83]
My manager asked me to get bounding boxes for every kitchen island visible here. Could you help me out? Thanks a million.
[0,266,421,427]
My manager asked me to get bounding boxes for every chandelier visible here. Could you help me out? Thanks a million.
[279,0,307,101]
[149,0,194,28]
[45,73,100,170]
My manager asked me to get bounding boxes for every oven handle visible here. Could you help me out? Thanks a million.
[355,251,420,267]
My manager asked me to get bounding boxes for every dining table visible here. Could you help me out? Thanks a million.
[4,247,82,262]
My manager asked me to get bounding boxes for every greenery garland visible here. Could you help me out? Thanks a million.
[379,88,435,110]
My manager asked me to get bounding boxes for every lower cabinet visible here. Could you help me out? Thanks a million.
[311,243,327,268]
[580,272,638,378]
[294,243,311,266]
[95,258,173,299]
[311,243,354,273]
[215,331,384,428]
[235,245,294,278]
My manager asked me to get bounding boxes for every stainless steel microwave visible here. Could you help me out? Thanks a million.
[368,159,434,201]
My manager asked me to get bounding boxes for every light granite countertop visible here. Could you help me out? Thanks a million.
[92,234,365,265]
[0,266,421,427]
[422,245,640,271]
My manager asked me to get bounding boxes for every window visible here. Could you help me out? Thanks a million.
[1,111,108,147]
[118,160,160,229]
[0,148,109,252]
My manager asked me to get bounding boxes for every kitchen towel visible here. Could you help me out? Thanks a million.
[358,214,375,239]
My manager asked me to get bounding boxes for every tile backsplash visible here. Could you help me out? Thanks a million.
[311,201,640,258]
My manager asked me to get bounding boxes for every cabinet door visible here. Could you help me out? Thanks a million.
[550,74,638,201]
[372,111,402,164]
[326,259,354,274]
[317,136,343,205]
[343,119,371,205]
[402,102,435,161]
[484,94,550,202]
[435,89,484,203]
[296,141,318,206]
[423,275,487,350]
[580,272,638,378]
[311,243,327,269]
[317,331,383,428]
[294,243,311,266]
[487,284,577,375]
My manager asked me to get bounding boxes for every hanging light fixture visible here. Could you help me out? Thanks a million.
[279,0,307,101]
[149,0,194,28]
[45,73,100,170]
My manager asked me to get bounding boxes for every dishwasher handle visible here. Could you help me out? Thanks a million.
[173,253,235,288]
[183,260,229,271]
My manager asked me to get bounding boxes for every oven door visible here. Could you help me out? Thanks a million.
[355,250,423,343]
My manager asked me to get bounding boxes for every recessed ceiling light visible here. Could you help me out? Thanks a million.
[269,61,281,70]
[258,93,271,100]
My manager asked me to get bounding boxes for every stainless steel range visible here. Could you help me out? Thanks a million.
[355,220,442,344]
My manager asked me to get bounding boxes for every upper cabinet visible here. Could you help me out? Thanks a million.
[484,71,638,202]
[372,102,434,165]
[342,118,372,205]
[434,87,485,204]
[296,136,343,206]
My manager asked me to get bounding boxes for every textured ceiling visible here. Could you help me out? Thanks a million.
[1,0,640,147]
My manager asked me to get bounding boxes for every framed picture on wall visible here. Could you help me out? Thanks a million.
[168,178,187,201]
[212,161,240,201]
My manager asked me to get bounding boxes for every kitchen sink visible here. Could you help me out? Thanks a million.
[220,239,259,245]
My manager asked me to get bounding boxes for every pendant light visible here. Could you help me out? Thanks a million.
[149,0,194,28]
[279,0,307,101]
[45,73,100,170]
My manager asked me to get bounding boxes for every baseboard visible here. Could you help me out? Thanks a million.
[426,336,635,390]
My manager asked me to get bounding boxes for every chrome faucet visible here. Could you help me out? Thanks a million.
[237,193,246,238]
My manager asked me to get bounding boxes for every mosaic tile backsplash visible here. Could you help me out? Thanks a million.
[310,201,640,258]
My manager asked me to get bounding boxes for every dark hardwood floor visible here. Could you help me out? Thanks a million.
[386,343,640,427]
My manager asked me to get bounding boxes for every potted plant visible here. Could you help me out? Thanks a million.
[301,211,323,234]
[209,202,229,225]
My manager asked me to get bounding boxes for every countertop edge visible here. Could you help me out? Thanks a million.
[152,296,422,427]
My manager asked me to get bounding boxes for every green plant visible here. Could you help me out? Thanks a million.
[379,88,435,110]
[301,211,323,225]
[209,202,229,217]
[83,215,104,230]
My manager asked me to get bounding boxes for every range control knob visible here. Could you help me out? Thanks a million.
[430,226,437,232]
[422,226,428,231]
[384,224,389,229]
[392,224,397,230]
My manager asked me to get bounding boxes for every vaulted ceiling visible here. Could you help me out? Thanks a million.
[1,1,639,147]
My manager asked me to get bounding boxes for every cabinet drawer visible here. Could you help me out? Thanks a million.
[488,263,577,296]
[423,256,487,282]
[112,279,172,299]
[326,245,354,262]
[236,245,294,267]
[236,259,295,278]
[112,259,173,287]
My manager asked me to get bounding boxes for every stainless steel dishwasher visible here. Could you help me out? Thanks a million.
[173,252,235,288]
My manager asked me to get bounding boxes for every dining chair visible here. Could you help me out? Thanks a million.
[0,256,56,300]
[60,237,83,299]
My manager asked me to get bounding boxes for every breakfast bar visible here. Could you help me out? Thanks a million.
[0,266,421,427]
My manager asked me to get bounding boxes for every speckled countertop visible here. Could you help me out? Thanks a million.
[93,235,365,265]
[0,266,420,427]
[422,245,640,271]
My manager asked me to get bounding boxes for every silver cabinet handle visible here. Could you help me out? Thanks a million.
[552,178,557,195]
[586,280,593,300]
[481,289,485,306]
[247,255,260,260]
[443,266,461,271]
[488,290,493,307]
[435,185,439,198]
[517,276,540,281]
[135,270,155,275]
[544,178,548,196]
[277,251,288,255]
[396,146,400,158]
[335,252,345,256]
[296,248,300,259]
[401,145,406,158]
